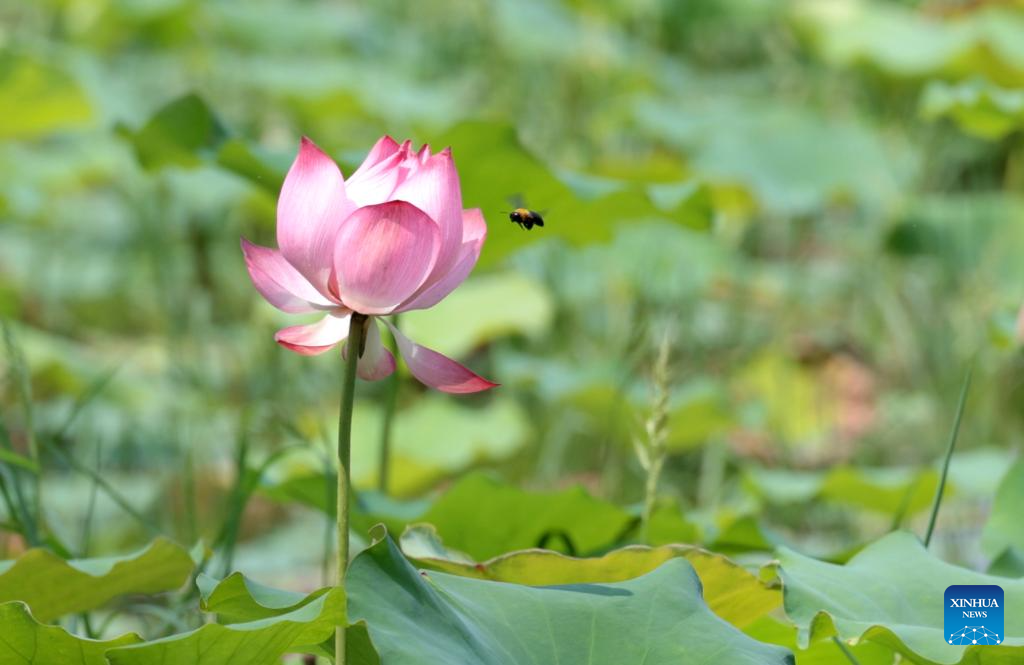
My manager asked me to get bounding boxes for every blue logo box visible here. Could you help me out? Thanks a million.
[945,585,1004,646]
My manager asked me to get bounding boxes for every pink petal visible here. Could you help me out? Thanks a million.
[348,136,401,182]
[241,238,335,313]
[346,140,411,207]
[384,320,498,394]
[277,138,355,297]
[395,208,486,312]
[275,311,351,355]
[333,201,440,315]
[342,318,396,381]
[390,147,463,279]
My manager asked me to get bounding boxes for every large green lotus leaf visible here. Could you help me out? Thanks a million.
[417,472,634,559]
[348,533,792,665]
[636,96,911,216]
[104,588,344,665]
[261,395,529,501]
[793,2,1024,82]
[197,571,329,622]
[399,524,779,629]
[0,54,92,139]
[745,615,898,665]
[264,471,629,560]
[427,121,712,268]
[792,1,972,76]
[119,93,227,170]
[820,467,938,514]
[659,380,734,452]
[988,548,1024,579]
[0,537,195,622]
[708,514,781,555]
[921,80,1024,140]
[744,467,825,505]
[643,500,704,546]
[746,465,938,514]
[197,573,378,663]
[400,271,554,358]
[982,459,1024,558]
[774,531,1024,664]
[216,138,289,193]
[751,448,1008,516]
[0,601,141,665]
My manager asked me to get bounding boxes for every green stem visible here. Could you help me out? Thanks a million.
[377,314,401,494]
[832,636,861,664]
[335,313,367,664]
[924,365,972,548]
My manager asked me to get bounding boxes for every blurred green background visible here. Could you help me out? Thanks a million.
[3,0,1024,604]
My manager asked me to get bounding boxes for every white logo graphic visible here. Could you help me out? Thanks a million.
[948,626,1001,645]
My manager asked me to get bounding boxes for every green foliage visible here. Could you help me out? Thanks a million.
[401,271,554,358]
[0,54,92,139]
[118,94,227,170]
[430,121,713,267]
[746,465,939,515]
[416,473,633,559]
[105,590,344,665]
[399,524,778,629]
[4,0,1024,660]
[746,616,898,665]
[348,533,792,664]
[794,2,1024,81]
[636,98,912,215]
[922,79,1024,140]
[0,602,141,665]
[197,571,328,622]
[981,459,1024,559]
[261,397,530,501]
[0,537,195,622]
[775,531,1024,664]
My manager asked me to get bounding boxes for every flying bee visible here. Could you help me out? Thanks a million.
[506,194,545,231]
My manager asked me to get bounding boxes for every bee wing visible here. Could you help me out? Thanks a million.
[506,192,526,208]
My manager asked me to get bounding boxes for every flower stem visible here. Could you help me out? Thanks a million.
[377,314,401,494]
[335,312,367,665]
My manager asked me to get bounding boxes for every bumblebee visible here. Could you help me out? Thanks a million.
[506,195,545,231]
[509,207,544,231]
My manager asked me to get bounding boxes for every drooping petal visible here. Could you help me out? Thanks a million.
[390,147,463,278]
[277,138,356,297]
[333,201,440,315]
[275,311,351,355]
[342,317,396,381]
[385,320,497,394]
[395,208,486,313]
[346,140,411,207]
[241,238,335,313]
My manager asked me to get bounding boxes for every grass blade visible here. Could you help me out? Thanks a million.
[923,366,973,548]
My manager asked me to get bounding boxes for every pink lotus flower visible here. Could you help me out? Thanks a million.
[241,136,497,393]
